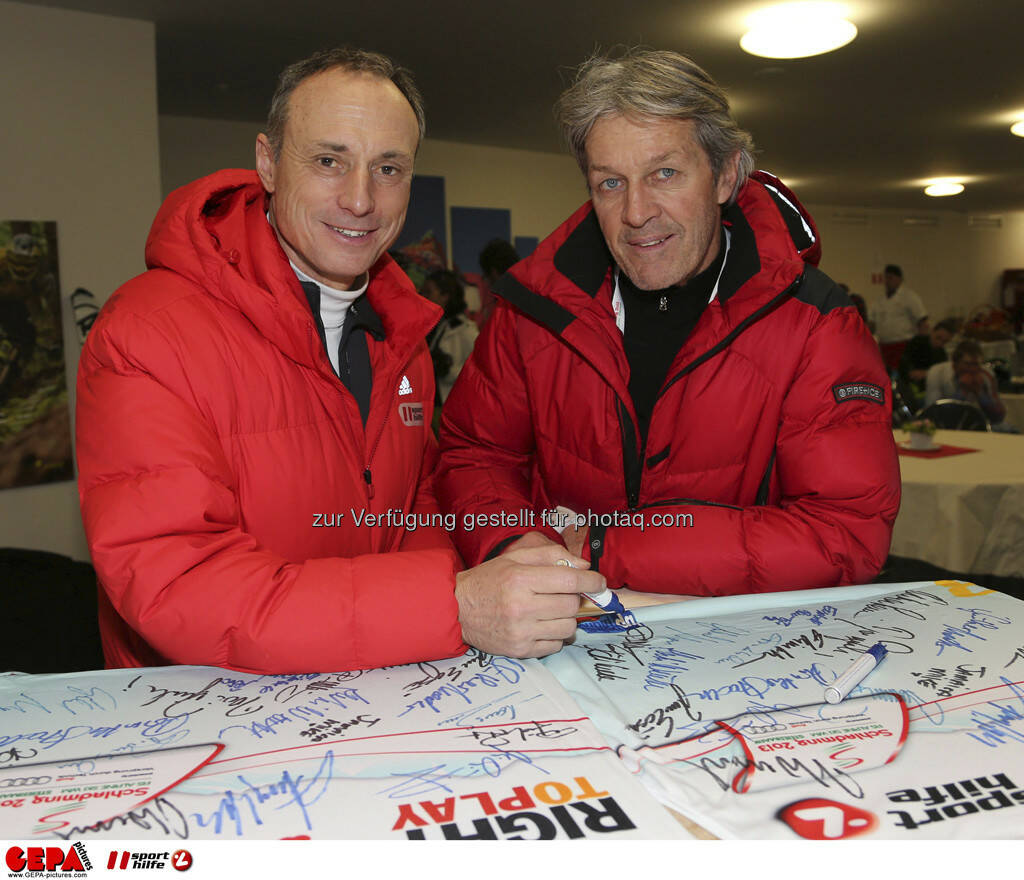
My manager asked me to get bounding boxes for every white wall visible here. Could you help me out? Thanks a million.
[0,1,161,560]
[809,203,1024,325]
[159,115,260,199]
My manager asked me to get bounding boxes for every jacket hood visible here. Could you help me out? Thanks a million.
[144,169,440,365]
[146,169,277,295]
[499,170,822,329]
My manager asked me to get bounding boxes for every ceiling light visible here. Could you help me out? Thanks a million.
[924,179,964,197]
[740,3,858,59]
[1011,120,1024,137]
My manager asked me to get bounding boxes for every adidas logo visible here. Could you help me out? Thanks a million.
[398,375,413,396]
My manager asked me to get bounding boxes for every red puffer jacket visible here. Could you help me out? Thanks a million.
[77,170,465,672]
[438,173,900,595]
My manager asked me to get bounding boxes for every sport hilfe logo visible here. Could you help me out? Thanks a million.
[776,798,878,839]
[104,849,192,871]
[886,771,1024,831]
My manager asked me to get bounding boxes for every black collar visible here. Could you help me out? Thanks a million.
[300,280,386,341]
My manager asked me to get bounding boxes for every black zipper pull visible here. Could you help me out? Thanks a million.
[363,467,374,499]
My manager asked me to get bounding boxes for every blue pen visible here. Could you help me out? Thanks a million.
[556,558,638,626]
[824,643,887,704]
[582,586,638,627]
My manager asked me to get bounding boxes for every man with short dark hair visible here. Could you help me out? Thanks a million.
[438,48,900,598]
[871,264,929,371]
[76,48,602,672]
[899,318,956,398]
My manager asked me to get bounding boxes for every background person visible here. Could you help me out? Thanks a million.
[475,238,519,326]
[421,269,479,404]
[870,264,929,372]
[925,339,1009,428]
[899,318,956,408]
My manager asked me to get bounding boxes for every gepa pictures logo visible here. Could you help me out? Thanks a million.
[5,843,91,875]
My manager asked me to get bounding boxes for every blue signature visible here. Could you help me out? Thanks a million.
[189,751,335,836]
[217,688,371,739]
[763,606,838,628]
[436,692,529,728]
[936,608,1013,656]
[662,621,750,648]
[687,664,830,702]
[376,747,544,800]
[0,714,190,750]
[965,677,1024,748]
[397,658,525,717]
[642,648,705,691]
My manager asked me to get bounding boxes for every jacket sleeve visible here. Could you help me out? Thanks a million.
[437,305,564,564]
[77,314,465,674]
[585,305,901,595]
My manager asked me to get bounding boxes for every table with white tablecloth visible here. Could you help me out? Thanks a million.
[891,428,1024,575]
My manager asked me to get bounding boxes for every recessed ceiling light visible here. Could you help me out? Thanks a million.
[740,2,858,59]
[924,179,965,197]
[1011,120,1024,137]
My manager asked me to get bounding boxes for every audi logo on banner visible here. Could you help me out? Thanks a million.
[0,776,51,788]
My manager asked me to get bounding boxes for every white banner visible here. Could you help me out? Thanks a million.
[542,580,1024,839]
[0,652,685,841]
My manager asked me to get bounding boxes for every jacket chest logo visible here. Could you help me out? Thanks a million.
[399,401,424,426]
[398,375,413,395]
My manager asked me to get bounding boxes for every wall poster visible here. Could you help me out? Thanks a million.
[0,220,73,489]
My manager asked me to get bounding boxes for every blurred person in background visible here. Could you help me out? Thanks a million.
[422,269,479,404]
[870,264,928,372]
[900,318,956,400]
[926,340,1011,430]
[475,238,519,326]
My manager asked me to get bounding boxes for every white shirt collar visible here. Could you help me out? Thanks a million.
[289,261,368,329]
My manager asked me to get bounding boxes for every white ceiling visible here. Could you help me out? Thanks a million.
[22,0,1024,212]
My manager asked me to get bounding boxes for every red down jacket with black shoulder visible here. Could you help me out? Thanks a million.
[438,173,900,596]
[76,170,465,672]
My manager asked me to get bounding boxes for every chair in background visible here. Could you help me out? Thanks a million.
[1,547,104,673]
[891,374,919,427]
[917,399,990,432]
